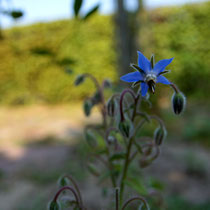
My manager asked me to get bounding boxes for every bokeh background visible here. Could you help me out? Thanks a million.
[0,0,210,209]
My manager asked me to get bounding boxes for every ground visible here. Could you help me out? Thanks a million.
[0,105,209,210]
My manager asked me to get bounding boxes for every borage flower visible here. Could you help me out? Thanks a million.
[120,51,174,96]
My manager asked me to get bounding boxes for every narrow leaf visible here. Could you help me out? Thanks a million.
[74,0,83,17]
[83,4,99,20]
[109,152,126,161]
[124,177,147,195]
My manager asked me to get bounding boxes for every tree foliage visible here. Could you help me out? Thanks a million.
[0,16,116,104]
[140,1,210,100]
[0,2,209,104]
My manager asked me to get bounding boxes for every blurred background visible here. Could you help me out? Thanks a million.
[0,0,210,209]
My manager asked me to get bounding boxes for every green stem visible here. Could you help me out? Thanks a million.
[132,94,140,121]
[63,175,83,207]
[53,186,83,209]
[119,94,141,205]
[119,136,134,204]
[116,188,119,210]
[170,83,179,93]
[122,196,150,210]
[110,162,117,187]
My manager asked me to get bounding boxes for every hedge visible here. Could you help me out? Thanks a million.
[0,1,209,104]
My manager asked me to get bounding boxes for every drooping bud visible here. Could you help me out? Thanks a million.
[83,99,92,116]
[91,91,102,105]
[118,118,134,138]
[74,74,85,86]
[172,92,186,115]
[47,200,61,210]
[107,135,116,144]
[107,97,116,117]
[57,176,69,188]
[103,79,112,88]
[154,126,166,146]
[60,197,76,208]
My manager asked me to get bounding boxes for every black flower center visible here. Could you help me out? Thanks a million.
[147,80,156,94]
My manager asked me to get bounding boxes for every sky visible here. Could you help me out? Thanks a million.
[1,0,208,28]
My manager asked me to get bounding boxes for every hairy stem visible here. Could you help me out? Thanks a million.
[53,186,83,209]
[119,93,140,205]
[170,83,179,93]
[119,136,134,204]
[122,196,150,210]
[119,89,136,121]
[116,188,119,210]
[63,175,83,207]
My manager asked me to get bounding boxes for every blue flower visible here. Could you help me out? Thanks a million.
[120,51,174,96]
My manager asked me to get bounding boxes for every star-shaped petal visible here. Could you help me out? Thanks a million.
[120,51,174,96]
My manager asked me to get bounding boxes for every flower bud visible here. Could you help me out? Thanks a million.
[107,97,116,117]
[103,79,112,88]
[154,126,166,146]
[172,92,186,115]
[57,176,69,188]
[83,99,92,116]
[107,135,116,144]
[47,200,61,210]
[74,74,85,86]
[118,119,134,138]
[91,91,102,105]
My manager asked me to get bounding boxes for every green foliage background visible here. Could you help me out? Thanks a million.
[0,16,116,104]
[141,1,210,100]
[0,1,209,104]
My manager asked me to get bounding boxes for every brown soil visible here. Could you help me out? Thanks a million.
[0,105,209,209]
